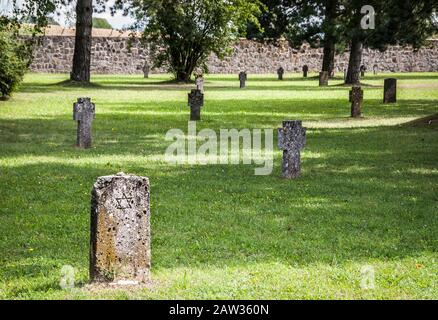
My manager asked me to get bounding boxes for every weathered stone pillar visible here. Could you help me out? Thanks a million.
[73,97,95,149]
[239,71,247,88]
[278,120,306,179]
[90,173,151,284]
[302,65,309,78]
[277,67,284,80]
[188,89,204,121]
[143,63,149,78]
[195,75,204,93]
[350,86,363,118]
[384,78,397,103]
[319,71,328,86]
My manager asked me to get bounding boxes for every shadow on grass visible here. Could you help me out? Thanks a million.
[1,118,437,297]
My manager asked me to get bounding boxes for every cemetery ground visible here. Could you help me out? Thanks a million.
[0,72,437,300]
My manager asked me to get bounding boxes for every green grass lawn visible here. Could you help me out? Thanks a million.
[0,72,437,300]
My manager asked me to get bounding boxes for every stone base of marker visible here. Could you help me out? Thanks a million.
[278,120,306,179]
[350,86,363,118]
[73,97,95,149]
[384,78,397,103]
[319,71,328,86]
[90,173,151,285]
[188,89,204,121]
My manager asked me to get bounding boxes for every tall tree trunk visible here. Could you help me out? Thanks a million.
[321,0,337,78]
[345,37,363,85]
[322,38,335,77]
[71,0,93,82]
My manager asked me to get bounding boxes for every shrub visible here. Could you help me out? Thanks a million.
[0,31,29,99]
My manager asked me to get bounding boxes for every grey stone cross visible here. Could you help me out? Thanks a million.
[143,63,150,78]
[277,67,284,80]
[90,173,151,285]
[278,120,307,179]
[188,89,204,121]
[384,78,397,103]
[239,71,247,88]
[302,65,309,78]
[73,97,95,149]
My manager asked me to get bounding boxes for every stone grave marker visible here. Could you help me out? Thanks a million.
[350,86,363,118]
[143,63,150,78]
[90,173,151,284]
[188,89,204,121]
[277,67,284,80]
[73,97,95,149]
[360,65,366,77]
[319,71,328,86]
[278,120,306,179]
[384,78,397,103]
[195,75,204,93]
[373,65,378,75]
[302,65,309,78]
[239,71,247,88]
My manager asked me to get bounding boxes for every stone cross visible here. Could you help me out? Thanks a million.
[188,89,204,121]
[143,63,150,78]
[73,97,95,149]
[384,78,397,103]
[350,86,363,118]
[373,65,378,75]
[90,173,151,285]
[239,71,247,88]
[278,120,306,179]
[277,67,284,80]
[195,75,204,92]
[319,71,328,86]
[360,65,366,77]
[302,65,309,78]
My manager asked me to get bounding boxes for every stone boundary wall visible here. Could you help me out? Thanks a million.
[29,27,438,74]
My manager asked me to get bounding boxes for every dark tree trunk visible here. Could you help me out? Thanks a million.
[345,37,363,85]
[321,0,337,78]
[322,39,335,78]
[71,0,93,82]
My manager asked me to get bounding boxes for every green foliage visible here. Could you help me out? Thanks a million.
[0,29,30,98]
[114,0,262,82]
[92,17,112,29]
[0,1,60,97]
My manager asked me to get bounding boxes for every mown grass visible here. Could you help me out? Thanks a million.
[0,72,437,299]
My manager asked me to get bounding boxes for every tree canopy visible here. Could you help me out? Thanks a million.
[114,0,262,82]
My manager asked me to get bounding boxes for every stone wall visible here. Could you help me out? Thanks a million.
[29,27,438,74]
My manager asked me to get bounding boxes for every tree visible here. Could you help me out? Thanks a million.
[246,0,343,78]
[0,0,57,97]
[92,17,112,29]
[114,0,262,82]
[343,0,437,85]
[70,0,93,82]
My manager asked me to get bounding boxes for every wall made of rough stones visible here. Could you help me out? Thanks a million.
[29,36,438,74]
